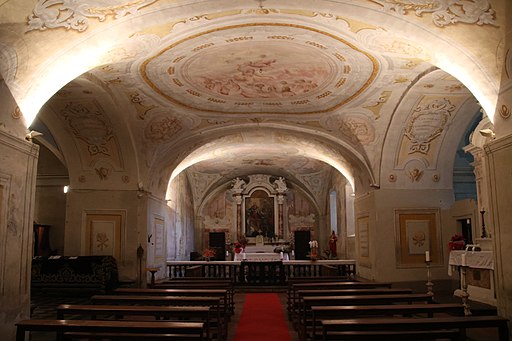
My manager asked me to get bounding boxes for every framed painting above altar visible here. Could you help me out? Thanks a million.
[243,189,277,238]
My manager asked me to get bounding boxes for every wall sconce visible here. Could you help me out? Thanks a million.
[63,185,69,193]
[479,129,495,139]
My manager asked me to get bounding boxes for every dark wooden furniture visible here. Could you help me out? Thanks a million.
[56,304,213,340]
[306,304,464,341]
[320,315,510,341]
[15,319,205,341]
[113,288,229,318]
[287,281,392,318]
[155,279,235,314]
[31,256,119,293]
[293,287,412,323]
[90,295,225,340]
[239,260,285,285]
[166,260,357,284]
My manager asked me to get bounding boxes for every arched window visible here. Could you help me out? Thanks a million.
[329,190,337,233]
[345,183,355,237]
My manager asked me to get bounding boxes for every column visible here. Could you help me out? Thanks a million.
[233,194,243,240]
[277,194,285,238]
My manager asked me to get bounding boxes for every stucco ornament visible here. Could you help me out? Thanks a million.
[371,0,497,27]
[404,98,455,154]
[61,102,114,156]
[26,0,159,32]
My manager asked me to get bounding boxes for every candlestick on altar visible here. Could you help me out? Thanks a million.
[480,209,487,238]
[460,264,472,316]
[425,260,434,298]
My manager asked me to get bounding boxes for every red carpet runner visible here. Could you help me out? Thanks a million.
[234,293,291,341]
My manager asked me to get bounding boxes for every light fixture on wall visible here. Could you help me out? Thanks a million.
[25,130,43,141]
[479,128,495,139]
[63,185,69,193]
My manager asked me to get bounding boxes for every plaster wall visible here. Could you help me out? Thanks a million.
[355,188,458,284]
[166,172,195,261]
[0,80,39,339]
[485,134,512,326]
[63,189,142,281]
[146,196,171,282]
[34,183,67,255]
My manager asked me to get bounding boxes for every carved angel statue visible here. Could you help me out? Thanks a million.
[232,177,246,190]
[273,176,287,192]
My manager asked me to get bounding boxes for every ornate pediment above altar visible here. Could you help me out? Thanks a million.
[230,174,288,195]
[289,213,316,230]
[203,213,231,230]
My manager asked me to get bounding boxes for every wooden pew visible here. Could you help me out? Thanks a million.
[320,315,510,341]
[57,304,212,339]
[15,319,205,341]
[306,303,464,341]
[90,295,225,340]
[114,288,230,320]
[155,279,235,314]
[292,288,412,326]
[287,281,392,319]
[291,287,411,323]
[298,293,434,334]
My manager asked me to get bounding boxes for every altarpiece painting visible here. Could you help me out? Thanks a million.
[244,189,276,238]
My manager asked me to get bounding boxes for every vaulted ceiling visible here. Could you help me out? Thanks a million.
[1,0,503,204]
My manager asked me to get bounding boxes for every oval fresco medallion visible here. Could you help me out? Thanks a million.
[141,23,378,114]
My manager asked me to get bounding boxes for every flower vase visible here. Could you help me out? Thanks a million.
[310,247,318,261]
[449,240,465,250]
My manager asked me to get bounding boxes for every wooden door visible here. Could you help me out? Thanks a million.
[294,231,311,260]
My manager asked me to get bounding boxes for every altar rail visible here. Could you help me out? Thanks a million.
[166,260,356,286]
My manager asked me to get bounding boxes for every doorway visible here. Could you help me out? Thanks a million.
[294,231,311,260]
[208,232,226,261]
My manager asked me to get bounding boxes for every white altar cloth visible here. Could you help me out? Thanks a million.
[448,250,494,276]
[243,245,278,253]
[234,252,289,261]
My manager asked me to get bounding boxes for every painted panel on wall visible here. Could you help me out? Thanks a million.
[85,213,122,260]
[154,215,165,261]
[395,209,441,267]
[357,215,370,266]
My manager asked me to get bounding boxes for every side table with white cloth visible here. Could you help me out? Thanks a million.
[448,250,496,306]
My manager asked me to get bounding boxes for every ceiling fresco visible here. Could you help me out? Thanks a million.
[1,0,499,202]
[140,23,378,114]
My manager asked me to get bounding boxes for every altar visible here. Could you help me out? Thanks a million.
[448,250,496,306]
[234,252,289,261]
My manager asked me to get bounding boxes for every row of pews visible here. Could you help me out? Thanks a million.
[16,278,235,341]
[287,277,510,341]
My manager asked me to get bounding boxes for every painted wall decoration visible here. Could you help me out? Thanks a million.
[27,0,159,32]
[395,209,442,267]
[287,189,317,231]
[370,0,497,27]
[403,98,455,155]
[357,215,370,265]
[84,211,124,260]
[141,23,378,114]
[153,215,165,260]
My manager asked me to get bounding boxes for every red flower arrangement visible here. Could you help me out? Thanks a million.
[202,248,216,260]
[233,242,243,254]
[448,233,466,250]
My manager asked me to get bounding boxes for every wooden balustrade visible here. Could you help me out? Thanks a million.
[166,260,356,285]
